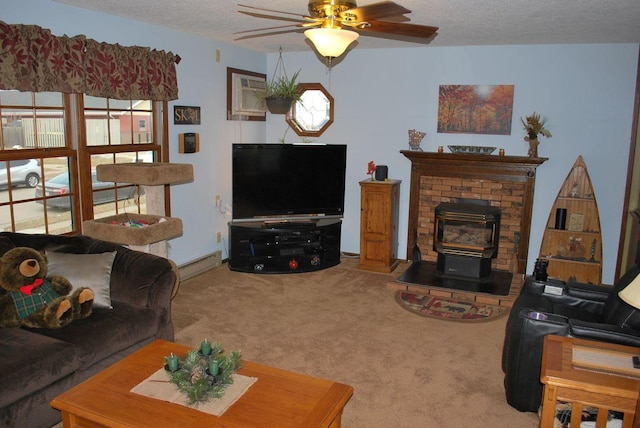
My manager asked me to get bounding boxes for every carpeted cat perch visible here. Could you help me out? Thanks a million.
[83,163,193,259]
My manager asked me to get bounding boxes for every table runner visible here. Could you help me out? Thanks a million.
[131,368,257,416]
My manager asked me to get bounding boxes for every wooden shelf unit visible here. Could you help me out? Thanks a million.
[539,156,602,284]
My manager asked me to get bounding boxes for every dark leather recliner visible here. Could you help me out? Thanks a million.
[501,265,640,412]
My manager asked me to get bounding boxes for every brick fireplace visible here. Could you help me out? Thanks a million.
[394,151,547,306]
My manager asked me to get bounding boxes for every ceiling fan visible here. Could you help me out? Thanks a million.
[236,1,438,64]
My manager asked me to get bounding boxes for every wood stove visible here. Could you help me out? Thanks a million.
[434,202,501,279]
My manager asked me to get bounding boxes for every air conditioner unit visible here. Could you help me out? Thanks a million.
[231,73,267,116]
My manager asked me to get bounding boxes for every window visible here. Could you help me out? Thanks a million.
[81,96,158,221]
[285,83,334,137]
[0,21,176,234]
[0,90,75,234]
[0,90,168,234]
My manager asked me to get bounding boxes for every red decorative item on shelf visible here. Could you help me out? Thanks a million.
[289,259,299,270]
[367,161,376,180]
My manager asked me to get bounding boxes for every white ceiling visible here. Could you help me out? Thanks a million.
[52,0,640,53]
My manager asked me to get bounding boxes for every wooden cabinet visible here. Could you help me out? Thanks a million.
[539,156,602,284]
[358,179,401,273]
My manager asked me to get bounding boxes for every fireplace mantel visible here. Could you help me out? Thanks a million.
[401,151,547,274]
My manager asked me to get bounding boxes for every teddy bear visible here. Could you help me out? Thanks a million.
[0,246,94,329]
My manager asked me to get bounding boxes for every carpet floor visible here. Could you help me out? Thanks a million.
[171,258,540,427]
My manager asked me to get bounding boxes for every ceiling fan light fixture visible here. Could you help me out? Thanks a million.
[304,27,359,58]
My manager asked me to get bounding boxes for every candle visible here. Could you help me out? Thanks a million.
[208,359,219,375]
[499,148,505,156]
[166,353,178,372]
[201,339,211,355]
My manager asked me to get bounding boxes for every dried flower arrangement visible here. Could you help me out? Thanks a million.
[520,112,552,140]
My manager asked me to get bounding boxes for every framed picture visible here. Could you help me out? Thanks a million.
[568,213,584,232]
[227,67,267,122]
[437,84,514,135]
[173,106,201,125]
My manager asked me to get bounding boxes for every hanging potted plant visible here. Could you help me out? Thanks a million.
[520,112,552,157]
[263,47,302,115]
[265,69,301,114]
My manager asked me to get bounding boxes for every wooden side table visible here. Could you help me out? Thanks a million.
[358,179,401,273]
[540,335,640,428]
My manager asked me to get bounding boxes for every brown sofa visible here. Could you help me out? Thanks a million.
[0,232,177,428]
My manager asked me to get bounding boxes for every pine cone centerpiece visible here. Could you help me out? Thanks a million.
[190,365,205,384]
[165,342,243,405]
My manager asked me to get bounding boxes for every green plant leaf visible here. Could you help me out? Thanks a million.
[265,69,301,100]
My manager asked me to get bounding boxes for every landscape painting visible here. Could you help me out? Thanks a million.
[437,84,514,135]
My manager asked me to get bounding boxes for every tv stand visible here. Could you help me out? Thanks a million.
[228,218,342,273]
[262,219,318,228]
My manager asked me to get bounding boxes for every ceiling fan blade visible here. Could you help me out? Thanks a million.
[235,23,306,35]
[234,28,306,41]
[239,10,308,24]
[355,20,438,39]
[374,14,410,23]
[342,1,411,21]
[238,4,307,19]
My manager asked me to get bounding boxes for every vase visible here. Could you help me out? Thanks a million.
[527,138,540,158]
[408,129,426,151]
[266,97,293,114]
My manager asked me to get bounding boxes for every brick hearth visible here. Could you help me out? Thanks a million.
[387,263,525,308]
[389,151,547,307]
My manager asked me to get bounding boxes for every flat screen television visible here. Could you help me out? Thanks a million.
[232,143,347,222]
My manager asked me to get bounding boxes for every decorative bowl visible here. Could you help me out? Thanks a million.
[447,145,497,155]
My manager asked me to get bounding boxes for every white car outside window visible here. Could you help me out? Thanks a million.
[0,159,41,188]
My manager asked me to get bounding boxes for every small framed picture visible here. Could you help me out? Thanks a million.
[174,106,201,125]
[568,213,584,231]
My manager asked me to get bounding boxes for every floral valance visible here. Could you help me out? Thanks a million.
[0,21,180,101]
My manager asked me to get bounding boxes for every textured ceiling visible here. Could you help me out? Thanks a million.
[52,0,640,53]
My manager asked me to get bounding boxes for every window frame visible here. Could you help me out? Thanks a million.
[0,91,170,234]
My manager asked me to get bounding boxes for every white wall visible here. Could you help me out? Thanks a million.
[265,45,639,283]
[6,1,639,283]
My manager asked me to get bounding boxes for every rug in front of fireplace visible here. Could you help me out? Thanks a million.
[395,291,508,322]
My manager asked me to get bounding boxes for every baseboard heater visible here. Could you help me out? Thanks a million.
[178,251,222,281]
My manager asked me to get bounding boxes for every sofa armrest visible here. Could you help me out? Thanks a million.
[568,319,640,347]
[109,247,176,311]
[109,247,176,341]
[502,308,571,412]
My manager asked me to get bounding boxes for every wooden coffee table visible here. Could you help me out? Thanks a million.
[51,340,353,427]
